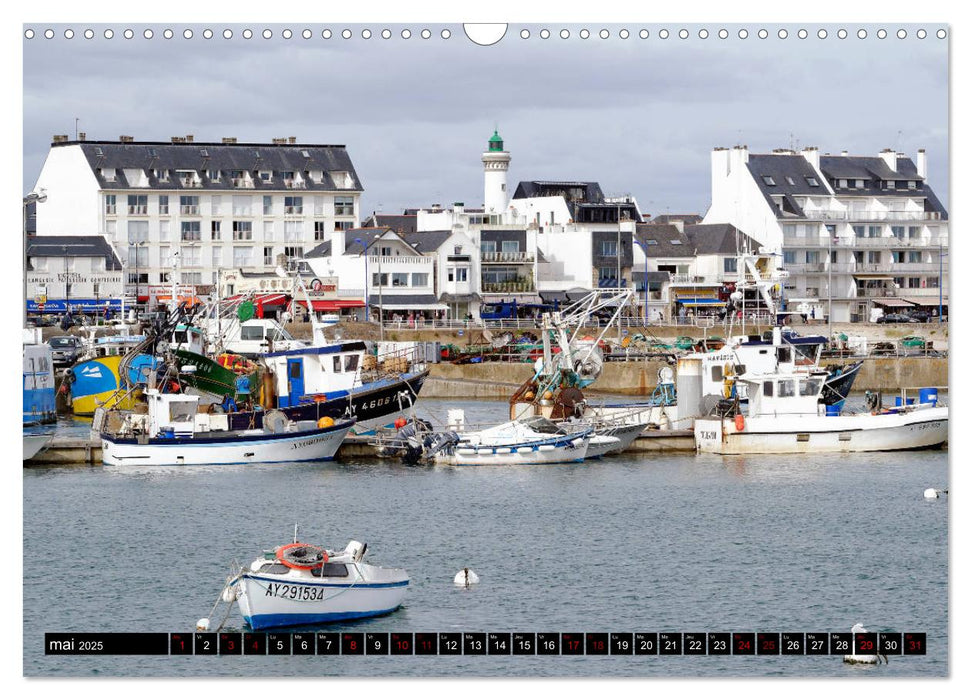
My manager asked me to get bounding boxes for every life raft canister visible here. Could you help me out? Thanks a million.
[275,543,329,570]
[734,414,745,432]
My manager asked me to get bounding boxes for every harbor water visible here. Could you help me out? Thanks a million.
[23,398,948,677]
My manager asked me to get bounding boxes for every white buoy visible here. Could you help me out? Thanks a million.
[196,618,211,631]
[924,488,939,499]
[453,567,479,587]
[843,623,886,665]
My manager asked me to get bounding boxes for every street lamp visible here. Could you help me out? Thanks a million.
[22,188,47,326]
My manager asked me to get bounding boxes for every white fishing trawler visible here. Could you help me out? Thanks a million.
[216,535,409,630]
[693,366,947,455]
[99,389,354,466]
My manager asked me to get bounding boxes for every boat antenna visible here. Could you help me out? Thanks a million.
[293,523,299,544]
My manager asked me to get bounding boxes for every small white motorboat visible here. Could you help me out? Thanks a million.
[224,537,409,630]
[99,389,354,466]
[23,432,54,461]
[559,417,648,456]
[583,433,623,459]
[436,416,591,466]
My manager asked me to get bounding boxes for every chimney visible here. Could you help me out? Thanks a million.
[185,134,194,142]
[332,229,345,257]
[879,148,897,171]
[119,135,134,143]
[222,137,237,144]
[171,136,185,143]
[917,148,927,179]
[78,132,86,141]
[288,136,297,145]
[712,146,731,177]
[272,137,287,145]
[52,134,69,143]
[728,145,749,175]
[841,150,848,157]
[454,202,465,215]
[800,146,820,172]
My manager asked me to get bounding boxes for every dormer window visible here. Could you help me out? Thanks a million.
[806,176,820,187]
[154,168,169,182]
[908,180,917,190]
[259,171,272,182]
[886,180,896,189]
[761,175,776,186]
[855,179,865,188]
[838,179,848,188]
[206,169,220,181]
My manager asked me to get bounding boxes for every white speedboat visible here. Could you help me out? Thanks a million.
[228,539,409,629]
[437,416,591,466]
[559,416,649,456]
[23,432,54,461]
[694,368,947,455]
[99,389,354,466]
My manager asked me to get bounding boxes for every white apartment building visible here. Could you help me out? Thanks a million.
[704,145,948,322]
[31,134,362,304]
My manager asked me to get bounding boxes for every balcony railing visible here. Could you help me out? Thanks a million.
[784,235,945,249]
[127,205,148,215]
[482,281,536,293]
[801,210,943,222]
[481,251,535,264]
[367,255,431,266]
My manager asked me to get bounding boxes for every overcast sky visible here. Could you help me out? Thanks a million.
[22,23,948,218]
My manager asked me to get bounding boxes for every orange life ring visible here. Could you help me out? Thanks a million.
[275,542,329,570]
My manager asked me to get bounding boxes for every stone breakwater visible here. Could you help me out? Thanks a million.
[420,357,948,399]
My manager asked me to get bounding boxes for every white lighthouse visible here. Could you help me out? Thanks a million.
[482,129,510,215]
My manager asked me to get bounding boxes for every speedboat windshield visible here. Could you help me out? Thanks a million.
[519,416,564,434]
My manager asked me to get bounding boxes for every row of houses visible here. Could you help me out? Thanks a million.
[24,130,948,323]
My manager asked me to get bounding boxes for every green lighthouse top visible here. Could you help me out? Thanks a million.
[488,129,504,152]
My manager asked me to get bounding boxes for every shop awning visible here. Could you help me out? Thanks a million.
[672,288,719,298]
[369,294,448,310]
[852,273,895,280]
[440,292,481,303]
[903,297,947,307]
[872,298,915,308]
[156,295,203,305]
[539,290,568,303]
[678,298,726,307]
[295,299,365,311]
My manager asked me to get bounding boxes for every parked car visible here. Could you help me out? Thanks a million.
[48,335,85,367]
[906,309,935,323]
[876,312,916,324]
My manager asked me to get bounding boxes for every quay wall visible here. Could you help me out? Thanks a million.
[421,357,948,399]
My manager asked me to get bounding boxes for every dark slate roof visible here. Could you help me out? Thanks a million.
[304,240,332,258]
[362,213,418,233]
[634,224,694,257]
[26,235,123,270]
[649,214,703,225]
[64,140,362,192]
[400,230,452,253]
[818,156,947,216]
[686,223,755,255]
[635,223,756,257]
[511,180,605,203]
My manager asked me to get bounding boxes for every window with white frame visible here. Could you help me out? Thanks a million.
[211,221,221,241]
[868,251,881,264]
[314,221,327,241]
[284,246,304,262]
[284,196,303,214]
[908,251,922,263]
[181,221,201,242]
[180,196,199,215]
[159,245,170,268]
[180,246,201,268]
[104,194,117,215]
[334,196,354,217]
[284,221,303,242]
[106,220,117,238]
[212,246,222,268]
[127,220,149,244]
[372,272,389,286]
[233,221,253,241]
[263,247,274,265]
[211,195,222,216]
[127,194,148,215]
[391,272,409,287]
[232,196,252,216]
[868,225,881,238]
[314,197,324,216]
[159,220,170,241]
[263,195,273,215]
[233,246,253,267]
[159,195,169,215]
[334,221,353,231]
[181,272,202,285]
[412,272,429,287]
[263,221,275,241]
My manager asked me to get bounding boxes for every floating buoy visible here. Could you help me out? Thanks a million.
[317,416,335,429]
[924,488,947,499]
[843,623,887,665]
[454,568,479,587]
[221,586,236,603]
[543,390,553,400]
[196,618,211,631]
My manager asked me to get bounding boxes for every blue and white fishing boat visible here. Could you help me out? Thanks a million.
[99,389,354,466]
[220,537,409,630]
[435,416,592,466]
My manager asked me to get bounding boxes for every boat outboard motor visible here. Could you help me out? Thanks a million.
[345,540,367,563]
[425,430,460,457]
